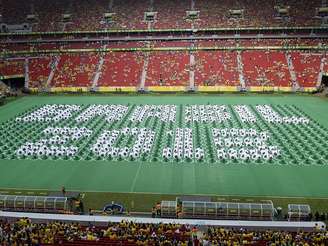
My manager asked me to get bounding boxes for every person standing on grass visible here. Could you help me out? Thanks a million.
[61,186,66,196]
[152,207,156,218]
[156,202,161,217]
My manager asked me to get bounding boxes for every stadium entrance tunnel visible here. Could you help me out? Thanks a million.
[2,77,25,90]
[322,74,328,87]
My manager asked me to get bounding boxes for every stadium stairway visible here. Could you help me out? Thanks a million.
[139,46,150,91]
[285,52,300,91]
[24,58,29,88]
[91,55,106,90]
[189,50,196,90]
[317,56,326,88]
[45,56,60,90]
[91,45,108,90]
[237,51,246,90]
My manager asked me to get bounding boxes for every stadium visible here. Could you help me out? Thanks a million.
[0,0,328,245]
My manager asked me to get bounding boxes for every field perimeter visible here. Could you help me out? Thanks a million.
[0,94,328,201]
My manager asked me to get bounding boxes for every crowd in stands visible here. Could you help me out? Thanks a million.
[0,0,325,32]
[204,226,328,245]
[0,218,328,245]
[0,218,194,245]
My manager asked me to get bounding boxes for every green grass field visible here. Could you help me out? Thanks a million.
[0,94,328,213]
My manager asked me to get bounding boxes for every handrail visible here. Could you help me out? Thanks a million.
[1,45,327,58]
[0,26,327,37]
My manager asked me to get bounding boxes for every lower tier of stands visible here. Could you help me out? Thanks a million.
[290,51,322,88]
[98,52,144,87]
[242,51,292,87]
[0,59,25,79]
[0,51,325,91]
[194,51,240,86]
[51,54,100,88]
[0,211,326,246]
[145,51,190,87]
[28,57,52,88]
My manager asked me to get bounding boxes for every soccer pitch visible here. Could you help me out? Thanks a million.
[0,94,328,199]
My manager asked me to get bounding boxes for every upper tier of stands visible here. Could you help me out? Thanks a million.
[0,0,325,32]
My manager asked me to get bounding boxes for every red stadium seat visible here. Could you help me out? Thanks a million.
[28,57,52,88]
[98,52,144,87]
[145,51,190,87]
[290,51,322,87]
[194,51,239,86]
[242,51,291,87]
[51,54,100,87]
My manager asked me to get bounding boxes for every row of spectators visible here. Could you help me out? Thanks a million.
[0,218,327,245]
[205,226,328,245]
[0,0,325,32]
[0,218,194,245]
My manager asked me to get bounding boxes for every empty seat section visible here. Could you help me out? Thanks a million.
[194,51,239,86]
[28,57,52,88]
[145,51,190,87]
[51,54,99,87]
[98,52,144,87]
[242,51,291,87]
[291,52,321,87]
